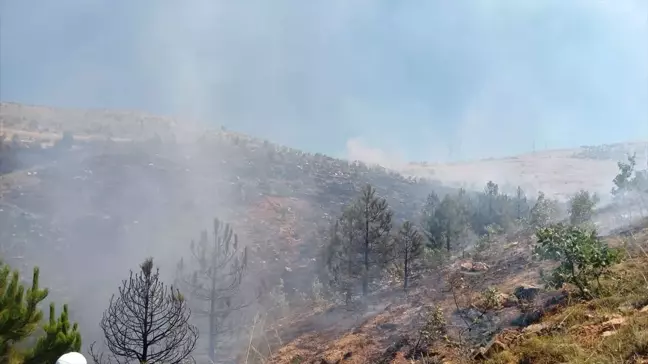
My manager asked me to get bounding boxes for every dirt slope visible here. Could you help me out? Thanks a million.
[262,224,648,364]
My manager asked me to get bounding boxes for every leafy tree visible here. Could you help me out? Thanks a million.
[0,262,81,364]
[533,224,621,298]
[568,190,599,227]
[176,218,250,363]
[393,221,423,292]
[91,258,198,364]
[612,153,648,217]
[612,153,637,199]
[529,191,559,229]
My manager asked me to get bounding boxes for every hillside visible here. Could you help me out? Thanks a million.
[402,143,648,202]
[263,221,648,364]
[1,102,648,363]
[0,102,453,356]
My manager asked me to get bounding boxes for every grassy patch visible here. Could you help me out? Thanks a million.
[484,255,648,364]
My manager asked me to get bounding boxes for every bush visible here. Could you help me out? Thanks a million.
[533,224,621,298]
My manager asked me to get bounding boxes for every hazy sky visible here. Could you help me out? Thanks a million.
[1,0,647,162]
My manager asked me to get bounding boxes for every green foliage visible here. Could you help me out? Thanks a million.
[474,224,501,259]
[393,221,423,291]
[414,305,447,352]
[23,304,82,364]
[611,153,648,217]
[422,183,537,256]
[533,224,622,298]
[481,287,502,310]
[514,186,530,221]
[424,192,468,252]
[0,262,81,364]
[529,192,560,229]
[612,153,637,198]
[568,190,599,227]
[324,184,393,301]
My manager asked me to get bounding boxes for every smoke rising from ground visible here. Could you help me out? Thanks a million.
[1,0,648,361]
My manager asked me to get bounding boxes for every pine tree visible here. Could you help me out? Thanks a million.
[514,186,529,221]
[92,258,198,364]
[23,304,82,364]
[422,192,443,251]
[325,184,393,301]
[0,262,81,364]
[176,218,250,362]
[356,184,393,296]
[435,194,467,252]
[394,221,423,292]
[325,206,362,305]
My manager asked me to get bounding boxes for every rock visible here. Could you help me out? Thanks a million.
[500,293,518,308]
[378,323,398,331]
[460,262,473,271]
[472,339,507,360]
[601,316,626,329]
[523,323,549,334]
[640,305,648,313]
[459,261,489,273]
[514,285,542,301]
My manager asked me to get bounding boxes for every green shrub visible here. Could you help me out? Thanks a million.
[533,224,621,298]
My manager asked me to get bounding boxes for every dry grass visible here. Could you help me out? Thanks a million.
[486,249,648,364]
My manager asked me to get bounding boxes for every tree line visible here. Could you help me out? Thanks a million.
[321,154,648,302]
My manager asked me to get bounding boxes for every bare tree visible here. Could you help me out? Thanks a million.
[176,218,251,362]
[90,258,198,364]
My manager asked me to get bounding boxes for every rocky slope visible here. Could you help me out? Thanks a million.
[2,102,647,362]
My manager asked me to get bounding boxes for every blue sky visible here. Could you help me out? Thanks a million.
[1,0,647,163]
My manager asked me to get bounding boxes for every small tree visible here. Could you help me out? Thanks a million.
[612,153,648,218]
[92,258,198,364]
[568,190,599,227]
[432,194,467,252]
[529,192,558,229]
[533,224,621,298]
[393,221,423,292]
[176,218,250,362]
[23,304,82,364]
[514,186,530,222]
[325,206,362,305]
[0,262,81,364]
[612,153,637,199]
[356,184,393,296]
[325,185,393,300]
